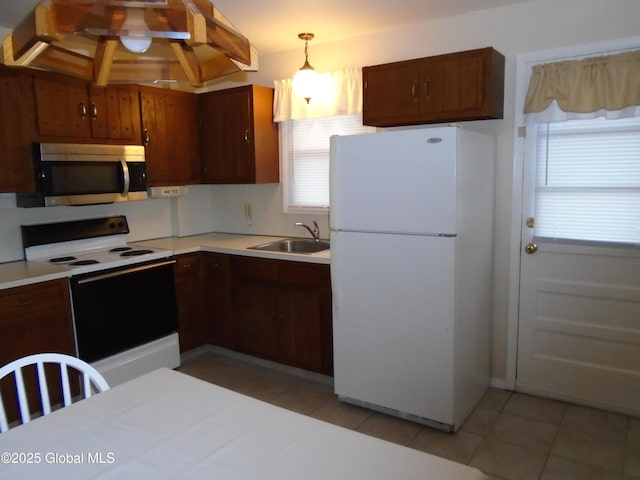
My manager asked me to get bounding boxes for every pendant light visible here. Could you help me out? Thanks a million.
[292,33,320,104]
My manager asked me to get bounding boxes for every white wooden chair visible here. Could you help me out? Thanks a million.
[0,353,109,433]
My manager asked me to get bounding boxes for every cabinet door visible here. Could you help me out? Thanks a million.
[34,75,91,139]
[419,50,486,121]
[165,93,200,184]
[277,261,333,375]
[200,87,253,183]
[230,256,280,361]
[141,88,199,186]
[0,70,35,192]
[200,85,278,185]
[363,60,421,126]
[229,255,333,374]
[140,89,169,183]
[175,253,208,352]
[204,253,233,350]
[89,86,141,141]
[0,279,76,424]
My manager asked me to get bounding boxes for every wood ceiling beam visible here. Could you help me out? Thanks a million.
[94,38,119,86]
[32,45,95,81]
[201,11,251,65]
[170,42,202,87]
[108,59,190,84]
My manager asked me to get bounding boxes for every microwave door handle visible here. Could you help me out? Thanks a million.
[120,157,130,196]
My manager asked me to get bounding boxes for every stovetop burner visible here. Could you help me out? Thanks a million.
[70,259,100,266]
[120,249,154,257]
[110,247,132,252]
[50,256,77,263]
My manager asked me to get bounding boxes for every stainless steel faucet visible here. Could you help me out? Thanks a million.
[294,221,320,241]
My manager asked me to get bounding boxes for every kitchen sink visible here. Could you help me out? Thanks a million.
[248,238,330,254]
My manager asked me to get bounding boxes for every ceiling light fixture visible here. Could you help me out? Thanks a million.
[120,8,152,54]
[2,1,258,87]
[292,33,320,104]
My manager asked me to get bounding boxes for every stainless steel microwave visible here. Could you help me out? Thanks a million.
[16,143,148,207]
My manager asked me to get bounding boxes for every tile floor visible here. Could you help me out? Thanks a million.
[178,350,640,480]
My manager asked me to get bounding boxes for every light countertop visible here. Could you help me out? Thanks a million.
[0,232,330,291]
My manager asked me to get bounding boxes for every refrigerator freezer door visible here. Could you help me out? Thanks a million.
[330,127,458,235]
[331,230,456,424]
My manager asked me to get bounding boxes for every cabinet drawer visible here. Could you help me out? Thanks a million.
[175,253,202,277]
[231,256,277,283]
[277,261,329,289]
[0,279,70,322]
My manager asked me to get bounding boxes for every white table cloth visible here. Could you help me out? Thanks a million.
[0,368,487,479]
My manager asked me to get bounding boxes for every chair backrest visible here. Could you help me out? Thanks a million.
[0,353,110,433]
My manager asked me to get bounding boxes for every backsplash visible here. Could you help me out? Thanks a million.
[0,184,327,264]
[0,187,215,263]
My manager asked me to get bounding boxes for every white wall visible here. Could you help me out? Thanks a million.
[200,0,640,383]
[1,0,638,383]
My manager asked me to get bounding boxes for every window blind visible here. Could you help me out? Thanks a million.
[283,114,373,212]
[534,116,640,244]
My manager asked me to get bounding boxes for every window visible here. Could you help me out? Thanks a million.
[534,116,640,244]
[280,114,374,213]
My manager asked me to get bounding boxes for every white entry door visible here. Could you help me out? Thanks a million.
[516,118,640,416]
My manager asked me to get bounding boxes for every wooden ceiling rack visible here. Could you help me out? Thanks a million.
[1,0,258,87]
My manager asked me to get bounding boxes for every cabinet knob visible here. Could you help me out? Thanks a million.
[143,129,150,145]
[244,129,249,143]
[90,102,98,120]
[79,102,87,119]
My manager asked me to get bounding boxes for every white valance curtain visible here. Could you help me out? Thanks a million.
[524,49,640,124]
[273,68,363,122]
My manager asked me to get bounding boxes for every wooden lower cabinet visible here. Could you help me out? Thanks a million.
[229,256,332,375]
[174,252,332,376]
[0,279,76,424]
[175,253,208,352]
[203,252,233,350]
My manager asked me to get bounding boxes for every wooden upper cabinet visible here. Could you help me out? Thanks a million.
[362,59,422,122]
[89,86,141,141]
[33,71,141,142]
[200,85,279,185]
[34,74,90,138]
[363,47,505,127]
[140,87,200,186]
[0,67,37,192]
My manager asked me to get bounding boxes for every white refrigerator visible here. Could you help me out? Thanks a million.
[329,126,495,431]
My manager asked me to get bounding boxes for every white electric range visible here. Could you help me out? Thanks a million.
[21,216,180,386]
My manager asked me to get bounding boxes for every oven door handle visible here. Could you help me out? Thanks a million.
[120,157,130,197]
[75,260,175,285]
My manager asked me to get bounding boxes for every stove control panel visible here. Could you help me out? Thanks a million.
[22,216,130,248]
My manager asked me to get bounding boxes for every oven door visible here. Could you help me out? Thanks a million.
[70,259,178,363]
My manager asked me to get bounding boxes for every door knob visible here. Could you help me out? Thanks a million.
[525,242,538,254]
